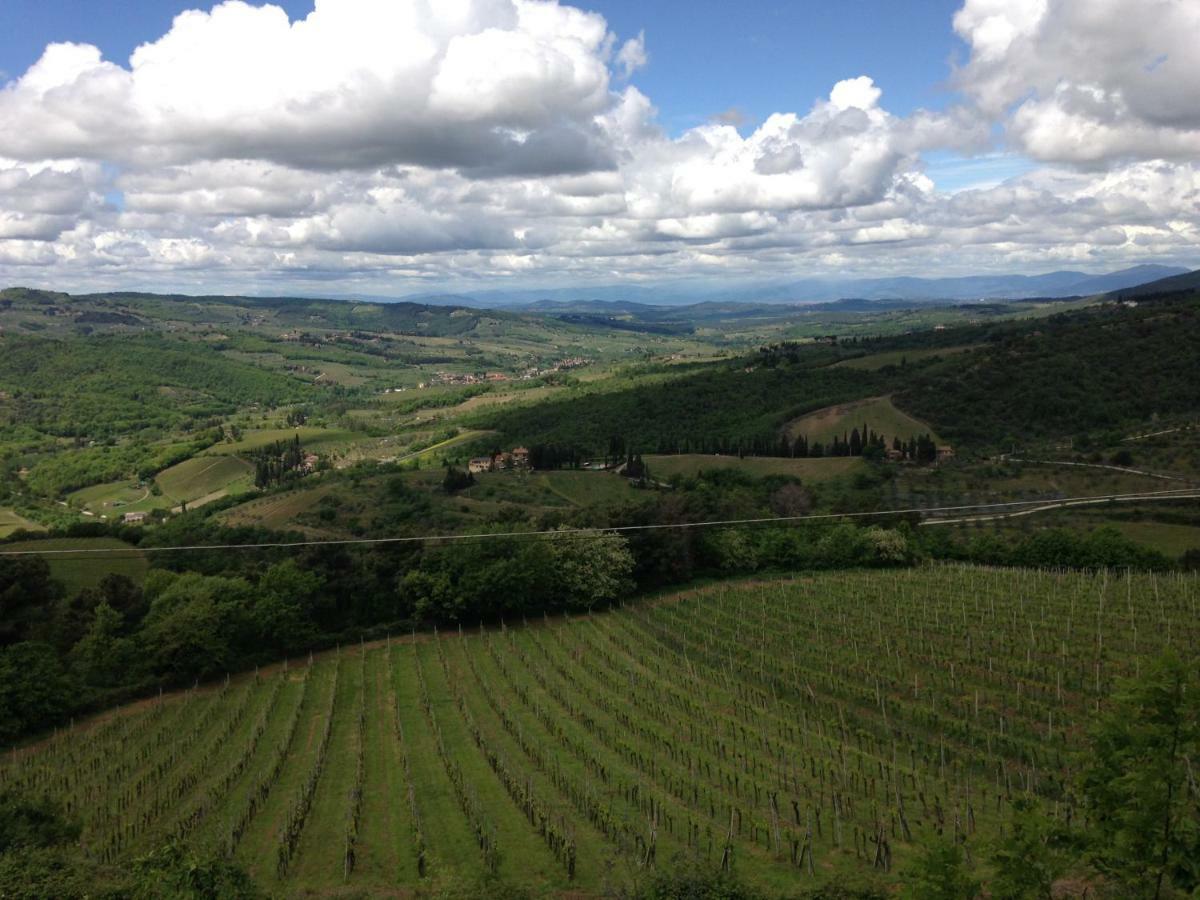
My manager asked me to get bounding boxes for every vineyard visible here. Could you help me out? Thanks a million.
[3,564,1198,895]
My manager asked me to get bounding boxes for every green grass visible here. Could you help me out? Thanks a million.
[1110,521,1200,558]
[644,454,864,482]
[217,482,338,533]
[832,344,982,371]
[785,394,941,445]
[67,480,150,514]
[537,470,640,506]
[458,471,571,509]
[0,507,43,538]
[155,455,254,506]
[347,428,494,467]
[204,427,359,455]
[9,566,1197,896]
[0,537,147,593]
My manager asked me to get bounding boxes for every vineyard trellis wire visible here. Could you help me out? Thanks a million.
[3,564,1196,893]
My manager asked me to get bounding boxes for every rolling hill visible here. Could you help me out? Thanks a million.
[1107,267,1200,299]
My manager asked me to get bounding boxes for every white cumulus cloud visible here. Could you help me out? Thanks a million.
[0,0,618,175]
[0,0,1196,292]
[954,0,1200,164]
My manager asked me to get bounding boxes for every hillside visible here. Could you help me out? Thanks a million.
[0,287,523,338]
[474,358,877,456]
[478,288,1200,459]
[784,396,939,446]
[1107,267,1200,299]
[5,566,1195,896]
[897,290,1200,448]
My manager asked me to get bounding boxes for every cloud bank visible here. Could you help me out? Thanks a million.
[0,0,1196,293]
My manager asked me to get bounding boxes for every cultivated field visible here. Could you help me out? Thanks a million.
[832,345,981,371]
[786,396,940,445]
[537,470,642,506]
[0,507,42,538]
[155,456,255,506]
[5,565,1196,895]
[67,481,154,516]
[0,537,147,593]
[644,454,862,482]
[1110,520,1200,558]
[217,482,339,533]
[203,427,360,456]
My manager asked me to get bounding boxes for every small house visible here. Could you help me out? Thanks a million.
[936,445,955,463]
[468,457,494,474]
[511,447,530,467]
[123,511,147,524]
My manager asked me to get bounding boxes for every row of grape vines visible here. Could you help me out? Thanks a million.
[2,566,1195,893]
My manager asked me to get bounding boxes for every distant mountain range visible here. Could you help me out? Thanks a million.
[1109,267,1200,299]
[398,264,1191,308]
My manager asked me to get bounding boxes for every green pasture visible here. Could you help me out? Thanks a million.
[0,537,147,593]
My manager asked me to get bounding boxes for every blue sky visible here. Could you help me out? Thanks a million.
[595,0,968,129]
[0,0,1194,294]
[2,0,965,127]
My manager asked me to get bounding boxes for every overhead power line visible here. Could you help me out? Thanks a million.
[0,487,1196,559]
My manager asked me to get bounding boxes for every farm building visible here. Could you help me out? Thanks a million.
[123,511,147,524]
[937,445,955,463]
[468,457,494,474]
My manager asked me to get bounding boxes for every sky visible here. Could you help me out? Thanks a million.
[0,0,1197,296]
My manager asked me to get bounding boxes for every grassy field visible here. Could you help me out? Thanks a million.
[67,480,152,516]
[344,428,494,468]
[10,565,1194,895]
[1110,520,1200,557]
[0,537,147,593]
[0,507,43,538]
[644,454,863,482]
[155,455,255,507]
[218,482,339,533]
[204,427,360,455]
[832,344,982,371]
[538,470,642,506]
[786,395,941,445]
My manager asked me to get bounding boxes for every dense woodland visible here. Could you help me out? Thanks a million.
[900,292,1200,447]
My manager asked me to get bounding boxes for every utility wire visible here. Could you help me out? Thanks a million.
[0,486,1196,559]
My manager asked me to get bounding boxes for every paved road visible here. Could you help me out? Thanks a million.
[1000,456,1194,483]
[921,488,1200,526]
